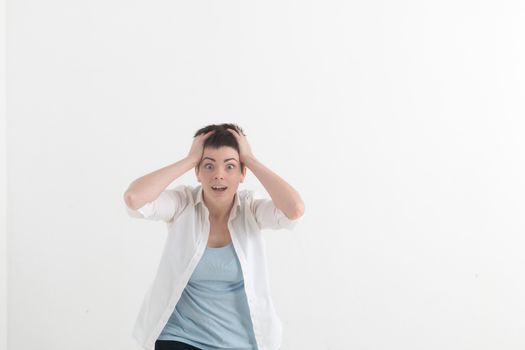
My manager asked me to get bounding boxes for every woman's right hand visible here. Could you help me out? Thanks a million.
[187,130,216,165]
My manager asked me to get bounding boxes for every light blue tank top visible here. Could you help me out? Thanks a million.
[157,241,258,350]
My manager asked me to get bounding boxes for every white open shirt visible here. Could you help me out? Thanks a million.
[125,184,302,350]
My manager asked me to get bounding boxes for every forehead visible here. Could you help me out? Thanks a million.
[202,146,239,160]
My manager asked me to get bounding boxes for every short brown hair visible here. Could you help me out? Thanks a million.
[193,123,246,172]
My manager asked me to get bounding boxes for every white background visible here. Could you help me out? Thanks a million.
[2,1,525,349]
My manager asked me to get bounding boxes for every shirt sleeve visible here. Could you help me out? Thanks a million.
[125,186,188,223]
[250,197,302,231]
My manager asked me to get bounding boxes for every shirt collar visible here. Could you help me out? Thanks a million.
[194,184,241,218]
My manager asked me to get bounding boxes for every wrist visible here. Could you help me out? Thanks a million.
[186,156,200,167]
[243,155,257,168]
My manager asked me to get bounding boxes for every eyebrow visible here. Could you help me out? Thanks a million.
[202,157,239,163]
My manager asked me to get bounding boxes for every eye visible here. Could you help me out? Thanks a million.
[227,164,235,169]
[204,163,213,169]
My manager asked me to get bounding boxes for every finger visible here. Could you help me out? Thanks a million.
[194,130,213,138]
[202,130,216,138]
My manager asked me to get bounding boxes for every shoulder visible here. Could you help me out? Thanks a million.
[237,188,259,204]
[164,184,191,195]
[161,184,195,205]
[237,188,253,199]
[236,188,269,212]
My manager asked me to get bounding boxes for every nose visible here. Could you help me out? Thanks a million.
[213,169,225,179]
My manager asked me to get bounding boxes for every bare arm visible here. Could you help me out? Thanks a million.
[123,130,216,210]
[245,156,305,220]
[123,157,198,210]
[225,127,304,220]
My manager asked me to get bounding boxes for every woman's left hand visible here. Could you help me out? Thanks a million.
[227,127,255,165]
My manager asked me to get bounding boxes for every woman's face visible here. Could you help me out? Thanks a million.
[195,146,246,204]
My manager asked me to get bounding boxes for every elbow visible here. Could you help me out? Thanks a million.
[123,191,138,210]
[288,202,305,220]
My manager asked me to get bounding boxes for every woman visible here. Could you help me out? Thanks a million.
[124,123,305,350]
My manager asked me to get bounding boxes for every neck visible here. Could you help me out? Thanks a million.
[203,193,235,221]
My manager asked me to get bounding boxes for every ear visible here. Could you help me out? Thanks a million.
[240,165,247,183]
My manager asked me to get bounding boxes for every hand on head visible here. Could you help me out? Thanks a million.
[188,130,216,164]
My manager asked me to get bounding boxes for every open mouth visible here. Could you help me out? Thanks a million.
[211,185,228,192]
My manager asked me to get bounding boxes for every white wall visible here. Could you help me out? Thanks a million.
[6,1,525,349]
[1,0,6,347]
